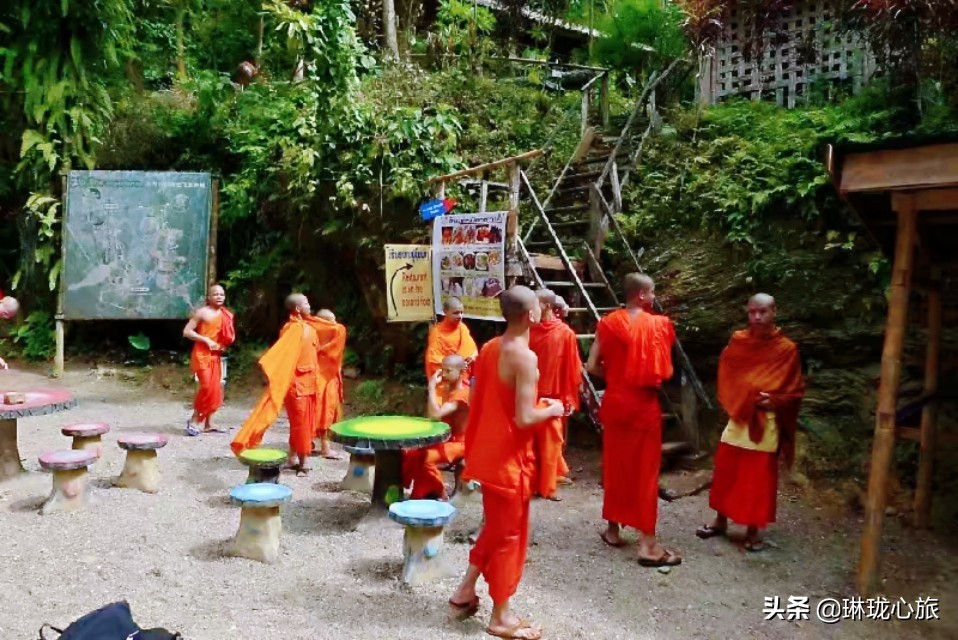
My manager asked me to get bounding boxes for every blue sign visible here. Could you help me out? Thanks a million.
[419,199,447,221]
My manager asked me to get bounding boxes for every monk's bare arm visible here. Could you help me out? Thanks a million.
[426,379,460,420]
[586,335,603,378]
[514,352,564,428]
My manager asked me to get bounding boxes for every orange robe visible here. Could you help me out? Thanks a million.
[529,318,581,497]
[597,309,674,534]
[190,308,236,421]
[231,315,327,459]
[314,318,347,439]
[710,329,804,528]
[424,319,477,380]
[463,338,537,604]
[402,385,469,499]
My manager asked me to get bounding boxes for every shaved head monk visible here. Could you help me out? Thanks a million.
[231,293,326,474]
[183,284,236,435]
[403,354,470,499]
[312,308,347,460]
[587,273,681,567]
[449,285,565,639]
[529,289,581,500]
[696,294,804,551]
[426,297,478,381]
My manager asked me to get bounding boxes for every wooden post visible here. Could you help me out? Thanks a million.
[600,73,610,128]
[478,172,488,214]
[857,199,918,595]
[506,162,521,286]
[914,271,941,529]
[581,89,590,136]
[54,174,68,378]
[208,178,219,286]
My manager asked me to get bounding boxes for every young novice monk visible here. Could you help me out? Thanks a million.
[313,308,347,459]
[403,354,470,500]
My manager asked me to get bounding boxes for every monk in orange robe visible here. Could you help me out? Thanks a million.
[183,284,236,435]
[231,293,326,474]
[696,293,804,551]
[529,289,581,500]
[448,286,564,640]
[403,354,470,499]
[587,273,681,567]
[553,295,573,484]
[313,308,347,459]
[425,297,478,381]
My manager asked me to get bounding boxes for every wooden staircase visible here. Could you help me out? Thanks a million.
[516,60,711,457]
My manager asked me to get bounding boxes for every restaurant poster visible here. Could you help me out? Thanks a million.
[384,244,434,322]
[431,212,506,321]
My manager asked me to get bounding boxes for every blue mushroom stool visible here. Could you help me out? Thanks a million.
[229,483,293,563]
[341,445,375,494]
[388,499,457,585]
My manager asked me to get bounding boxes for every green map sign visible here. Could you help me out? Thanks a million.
[62,171,213,320]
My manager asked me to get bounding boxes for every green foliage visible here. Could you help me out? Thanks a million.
[128,333,151,351]
[8,310,55,361]
[591,0,689,77]
[623,88,906,250]
[354,379,386,413]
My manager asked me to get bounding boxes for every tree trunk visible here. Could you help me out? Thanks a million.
[383,0,400,61]
[175,8,188,82]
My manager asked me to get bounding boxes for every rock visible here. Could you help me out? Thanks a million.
[343,366,360,380]
[657,566,672,575]
[3,392,25,404]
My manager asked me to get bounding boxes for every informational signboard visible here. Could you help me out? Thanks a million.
[384,244,433,322]
[432,212,506,321]
[62,171,213,320]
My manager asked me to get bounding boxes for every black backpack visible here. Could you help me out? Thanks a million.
[38,601,183,640]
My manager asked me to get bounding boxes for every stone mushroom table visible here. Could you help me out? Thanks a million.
[330,416,449,526]
[0,389,77,482]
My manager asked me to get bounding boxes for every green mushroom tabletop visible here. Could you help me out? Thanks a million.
[331,416,450,525]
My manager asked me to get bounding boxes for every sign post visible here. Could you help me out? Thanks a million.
[384,245,434,322]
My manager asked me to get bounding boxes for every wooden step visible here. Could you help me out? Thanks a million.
[525,240,554,249]
[542,280,606,288]
[560,170,602,182]
[551,220,590,231]
[556,184,591,196]
[662,442,693,456]
[897,426,958,443]
[578,152,630,165]
[547,205,590,216]
[576,333,595,340]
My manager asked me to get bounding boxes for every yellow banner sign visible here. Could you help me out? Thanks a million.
[385,244,434,322]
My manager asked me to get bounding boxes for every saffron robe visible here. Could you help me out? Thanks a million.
[403,385,469,499]
[709,329,804,527]
[463,338,537,603]
[190,308,236,421]
[231,315,328,458]
[597,309,674,534]
[529,317,582,497]
[314,318,347,438]
[424,319,478,380]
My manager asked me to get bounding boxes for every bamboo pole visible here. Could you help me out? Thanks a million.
[914,271,941,529]
[427,150,543,185]
[857,198,918,595]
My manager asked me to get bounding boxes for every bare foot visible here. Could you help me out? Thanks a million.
[599,523,624,547]
[487,614,542,639]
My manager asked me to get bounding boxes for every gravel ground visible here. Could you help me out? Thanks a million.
[0,363,954,639]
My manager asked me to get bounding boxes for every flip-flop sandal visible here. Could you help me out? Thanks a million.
[321,452,344,460]
[696,525,726,540]
[638,549,682,567]
[448,596,480,620]
[599,531,627,548]
[744,540,766,552]
[184,422,200,437]
[485,619,542,639]
[295,467,312,477]
[202,428,227,434]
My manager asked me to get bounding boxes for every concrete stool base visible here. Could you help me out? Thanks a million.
[341,446,375,494]
[62,423,110,460]
[239,448,287,485]
[117,450,160,493]
[389,500,457,585]
[232,505,282,563]
[229,483,293,564]
[38,450,97,515]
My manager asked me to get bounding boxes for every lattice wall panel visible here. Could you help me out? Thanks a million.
[705,1,870,107]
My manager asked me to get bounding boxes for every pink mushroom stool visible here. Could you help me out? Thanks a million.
[61,422,110,458]
[116,434,168,494]
[38,449,98,515]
